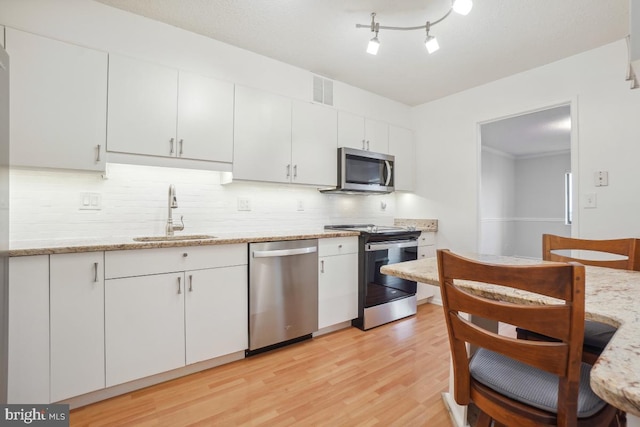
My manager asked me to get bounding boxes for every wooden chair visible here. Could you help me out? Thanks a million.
[437,249,618,427]
[542,234,638,270]
[517,234,638,365]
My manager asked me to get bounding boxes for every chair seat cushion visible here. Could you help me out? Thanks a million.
[583,320,616,350]
[516,320,616,355]
[469,348,608,418]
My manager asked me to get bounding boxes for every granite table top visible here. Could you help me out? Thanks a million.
[381,254,640,417]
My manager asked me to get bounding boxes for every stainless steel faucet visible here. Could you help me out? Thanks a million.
[166,184,185,236]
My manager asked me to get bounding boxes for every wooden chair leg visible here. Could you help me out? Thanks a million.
[475,411,492,427]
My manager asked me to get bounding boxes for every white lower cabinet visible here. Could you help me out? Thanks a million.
[105,272,185,387]
[7,255,50,404]
[318,237,359,329]
[104,244,248,387]
[185,266,248,365]
[416,232,437,301]
[50,252,105,401]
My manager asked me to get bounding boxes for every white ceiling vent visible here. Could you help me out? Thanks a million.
[313,75,334,106]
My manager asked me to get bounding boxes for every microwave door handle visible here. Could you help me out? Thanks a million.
[384,161,392,186]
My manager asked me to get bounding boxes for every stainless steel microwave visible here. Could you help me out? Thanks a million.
[320,147,394,194]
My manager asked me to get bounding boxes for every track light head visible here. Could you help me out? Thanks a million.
[452,0,473,16]
[425,35,439,54]
[367,36,380,55]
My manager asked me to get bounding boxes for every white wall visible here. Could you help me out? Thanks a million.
[513,152,571,258]
[408,39,640,253]
[479,148,516,255]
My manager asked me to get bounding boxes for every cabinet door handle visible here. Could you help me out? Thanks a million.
[366,140,370,150]
[183,252,188,258]
[93,262,99,283]
[362,139,366,150]
[177,276,182,294]
[189,275,193,292]
[179,139,184,156]
[170,137,175,154]
[286,164,291,178]
[96,144,101,162]
[293,165,298,178]
[338,244,343,248]
[320,260,325,273]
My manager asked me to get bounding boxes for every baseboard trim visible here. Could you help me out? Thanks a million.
[60,351,245,409]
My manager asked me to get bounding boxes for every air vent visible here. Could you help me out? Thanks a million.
[312,75,334,106]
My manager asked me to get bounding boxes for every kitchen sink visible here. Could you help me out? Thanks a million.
[133,234,217,242]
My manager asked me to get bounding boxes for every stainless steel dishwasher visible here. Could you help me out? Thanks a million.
[248,239,319,354]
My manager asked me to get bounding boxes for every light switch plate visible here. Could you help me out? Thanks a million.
[584,193,597,208]
[237,197,251,211]
[79,192,102,210]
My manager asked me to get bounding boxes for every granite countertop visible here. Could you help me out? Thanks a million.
[9,229,359,257]
[381,254,640,417]
[9,218,439,257]
[394,218,438,232]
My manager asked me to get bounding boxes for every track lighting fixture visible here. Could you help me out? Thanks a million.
[424,23,439,54]
[366,13,380,55]
[357,0,472,55]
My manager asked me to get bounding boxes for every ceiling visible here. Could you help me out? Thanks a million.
[95,0,629,107]
[481,105,571,157]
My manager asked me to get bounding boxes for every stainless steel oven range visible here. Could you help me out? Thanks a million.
[324,224,420,330]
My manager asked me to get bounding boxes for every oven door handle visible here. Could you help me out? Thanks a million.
[366,240,418,251]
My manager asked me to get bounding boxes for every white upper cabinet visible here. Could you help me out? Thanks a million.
[177,71,234,162]
[233,85,292,183]
[365,119,389,153]
[7,28,108,171]
[291,101,338,186]
[233,88,338,186]
[107,54,234,165]
[338,111,389,153]
[107,54,178,158]
[337,111,365,150]
[388,125,416,192]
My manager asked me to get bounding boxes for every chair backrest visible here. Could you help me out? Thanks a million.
[437,249,586,424]
[542,233,638,270]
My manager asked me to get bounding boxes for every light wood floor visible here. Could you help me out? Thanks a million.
[71,303,453,426]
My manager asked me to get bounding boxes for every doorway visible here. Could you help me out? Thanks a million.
[479,104,572,259]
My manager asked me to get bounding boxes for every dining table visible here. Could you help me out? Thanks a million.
[381,253,640,427]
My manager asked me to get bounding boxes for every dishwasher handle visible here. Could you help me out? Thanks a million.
[253,246,317,258]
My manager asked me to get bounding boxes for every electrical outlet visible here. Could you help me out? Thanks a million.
[237,197,251,211]
[594,171,609,187]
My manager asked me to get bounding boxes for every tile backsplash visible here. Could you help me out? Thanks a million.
[10,163,396,241]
